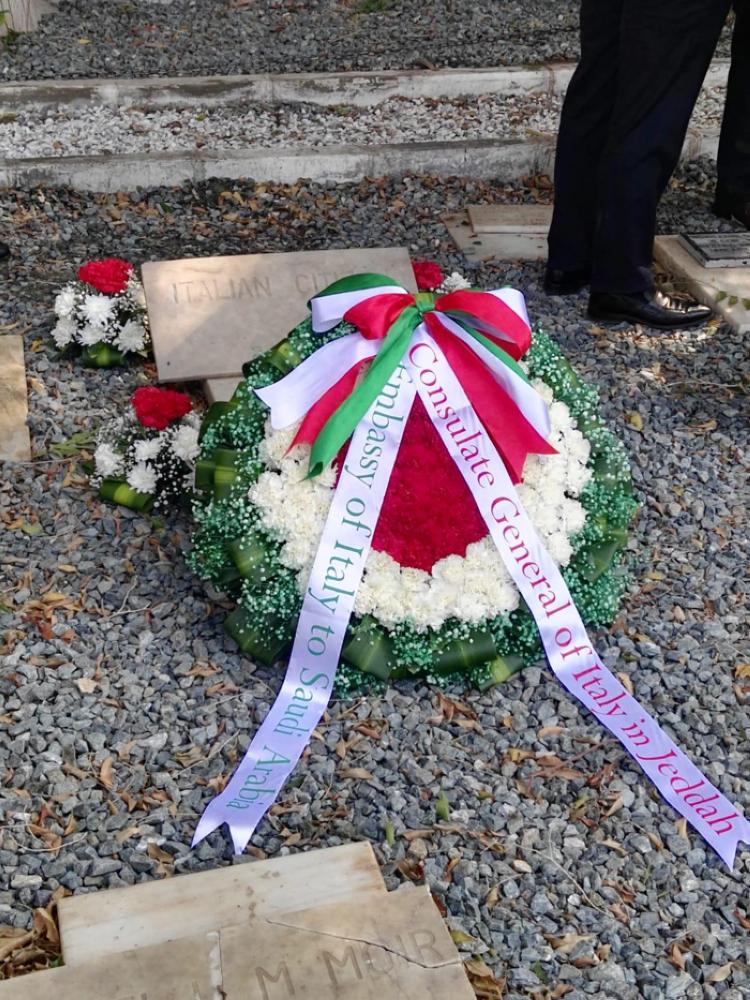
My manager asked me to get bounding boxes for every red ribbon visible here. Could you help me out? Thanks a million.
[290,290,554,481]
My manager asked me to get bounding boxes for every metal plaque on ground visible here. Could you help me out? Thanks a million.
[678,232,750,269]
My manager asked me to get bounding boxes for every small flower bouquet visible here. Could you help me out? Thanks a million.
[92,387,202,512]
[52,258,150,367]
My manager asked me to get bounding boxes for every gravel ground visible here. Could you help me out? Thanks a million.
[0,160,749,999]
[0,0,734,81]
[0,86,727,160]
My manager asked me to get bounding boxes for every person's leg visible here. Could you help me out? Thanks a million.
[546,0,622,286]
[591,0,731,295]
[715,0,750,222]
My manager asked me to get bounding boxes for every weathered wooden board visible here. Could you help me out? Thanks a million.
[58,842,386,967]
[142,247,417,383]
[0,336,31,462]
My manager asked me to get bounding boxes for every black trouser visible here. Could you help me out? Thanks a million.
[548,0,732,294]
[718,2,750,193]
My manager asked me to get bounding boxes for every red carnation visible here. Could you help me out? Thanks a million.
[132,386,192,431]
[412,261,445,292]
[78,257,134,295]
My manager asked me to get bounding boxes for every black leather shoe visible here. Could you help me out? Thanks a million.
[713,185,750,229]
[0,242,9,261]
[588,289,712,330]
[544,266,590,296]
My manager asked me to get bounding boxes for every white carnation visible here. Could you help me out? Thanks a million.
[52,317,76,348]
[438,272,472,293]
[127,276,147,310]
[54,286,77,318]
[134,438,162,463]
[94,442,123,478]
[116,320,147,354]
[127,462,157,495]
[82,293,114,329]
[171,424,200,463]
[250,382,592,631]
[79,324,103,347]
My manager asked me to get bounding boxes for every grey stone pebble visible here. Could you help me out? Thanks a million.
[0,0,727,82]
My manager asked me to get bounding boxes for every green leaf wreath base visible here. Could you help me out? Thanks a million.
[189,319,637,696]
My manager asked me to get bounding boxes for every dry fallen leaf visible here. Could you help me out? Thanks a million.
[609,903,630,924]
[616,671,635,695]
[99,757,114,789]
[706,962,734,984]
[626,411,644,431]
[545,932,595,954]
[146,842,173,865]
[75,677,97,694]
[115,825,141,845]
[538,725,564,739]
[603,793,624,817]
[669,941,687,971]
[735,663,750,679]
[602,838,628,858]
[338,767,374,781]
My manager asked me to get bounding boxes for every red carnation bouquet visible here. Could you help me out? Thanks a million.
[412,260,445,291]
[51,257,150,368]
[133,386,193,431]
[92,387,201,513]
[78,258,134,295]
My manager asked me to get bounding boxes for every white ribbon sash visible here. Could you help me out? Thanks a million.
[193,366,415,852]
[194,289,749,868]
[404,332,749,868]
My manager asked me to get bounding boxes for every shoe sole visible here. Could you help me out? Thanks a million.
[587,308,710,330]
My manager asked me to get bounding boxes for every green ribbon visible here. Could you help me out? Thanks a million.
[99,478,154,512]
[308,303,420,477]
[81,342,126,368]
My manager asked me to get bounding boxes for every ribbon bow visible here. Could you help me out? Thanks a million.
[256,273,556,481]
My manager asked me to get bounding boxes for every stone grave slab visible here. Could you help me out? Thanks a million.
[444,211,547,261]
[467,203,553,234]
[204,376,241,404]
[654,235,750,332]
[142,247,417,384]
[221,885,475,999]
[0,931,223,999]
[0,336,31,462]
[679,231,750,268]
[58,842,386,966]
[2,0,58,34]
[6,885,473,1000]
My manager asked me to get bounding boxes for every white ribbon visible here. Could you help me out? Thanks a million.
[256,286,551,441]
[193,366,415,852]
[195,288,749,868]
[404,332,749,868]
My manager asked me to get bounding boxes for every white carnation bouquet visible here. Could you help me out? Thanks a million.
[91,387,201,512]
[52,257,150,367]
